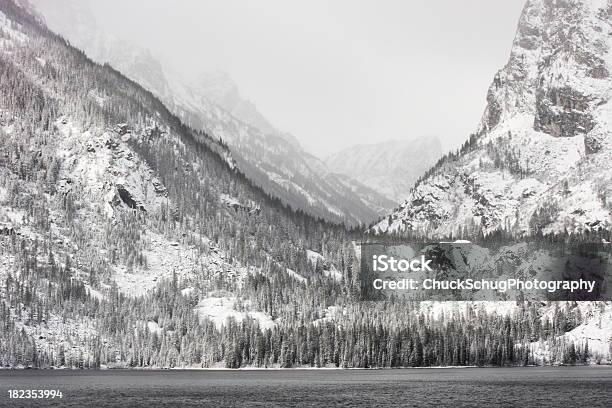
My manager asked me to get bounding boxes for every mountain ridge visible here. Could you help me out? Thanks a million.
[325,136,443,202]
[32,0,394,226]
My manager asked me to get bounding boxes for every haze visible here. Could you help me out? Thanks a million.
[84,1,524,157]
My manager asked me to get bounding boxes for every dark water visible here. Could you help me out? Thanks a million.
[0,367,611,407]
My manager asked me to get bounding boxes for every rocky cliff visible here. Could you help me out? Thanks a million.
[375,0,612,238]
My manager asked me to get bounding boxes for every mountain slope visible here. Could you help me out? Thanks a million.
[188,70,280,137]
[0,0,356,367]
[325,137,443,202]
[32,0,393,225]
[1,0,609,370]
[374,0,612,237]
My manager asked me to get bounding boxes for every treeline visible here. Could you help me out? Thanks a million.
[0,259,599,368]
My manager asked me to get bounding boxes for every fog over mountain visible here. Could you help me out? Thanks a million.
[33,0,395,225]
[35,0,524,157]
[32,0,526,214]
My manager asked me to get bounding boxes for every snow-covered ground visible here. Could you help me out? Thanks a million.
[307,250,342,281]
[285,268,307,284]
[418,301,520,320]
[112,230,202,297]
[10,305,107,367]
[531,302,612,364]
[420,301,611,364]
[194,296,276,331]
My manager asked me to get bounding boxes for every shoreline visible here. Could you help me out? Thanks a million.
[2,364,610,371]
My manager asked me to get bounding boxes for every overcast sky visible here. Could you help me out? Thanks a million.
[86,0,524,157]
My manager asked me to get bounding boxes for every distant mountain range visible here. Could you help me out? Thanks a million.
[325,137,443,202]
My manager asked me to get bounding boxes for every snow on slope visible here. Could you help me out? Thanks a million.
[286,268,307,284]
[563,302,612,358]
[375,0,612,237]
[45,119,253,295]
[1,106,256,298]
[11,309,104,367]
[195,296,276,330]
[307,250,343,281]
[419,301,612,364]
[0,9,27,44]
[1,113,272,348]
[531,302,612,364]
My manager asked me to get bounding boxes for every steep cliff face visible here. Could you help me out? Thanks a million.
[479,0,610,137]
[375,0,612,237]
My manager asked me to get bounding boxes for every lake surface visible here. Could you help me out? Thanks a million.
[0,367,611,407]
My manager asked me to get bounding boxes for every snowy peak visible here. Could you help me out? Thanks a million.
[480,0,612,139]
[192,70,238,102]
[376,0,612,237]
[482,0,612,154]
[190,70,279,136]
[325,137,443,202]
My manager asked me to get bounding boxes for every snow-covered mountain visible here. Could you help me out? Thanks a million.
[189,70,278,137]
[325,137,443,202]
[32,0,393,225]
[0,0,358,367]
[374,0,612,237]
[1,0,610,369]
